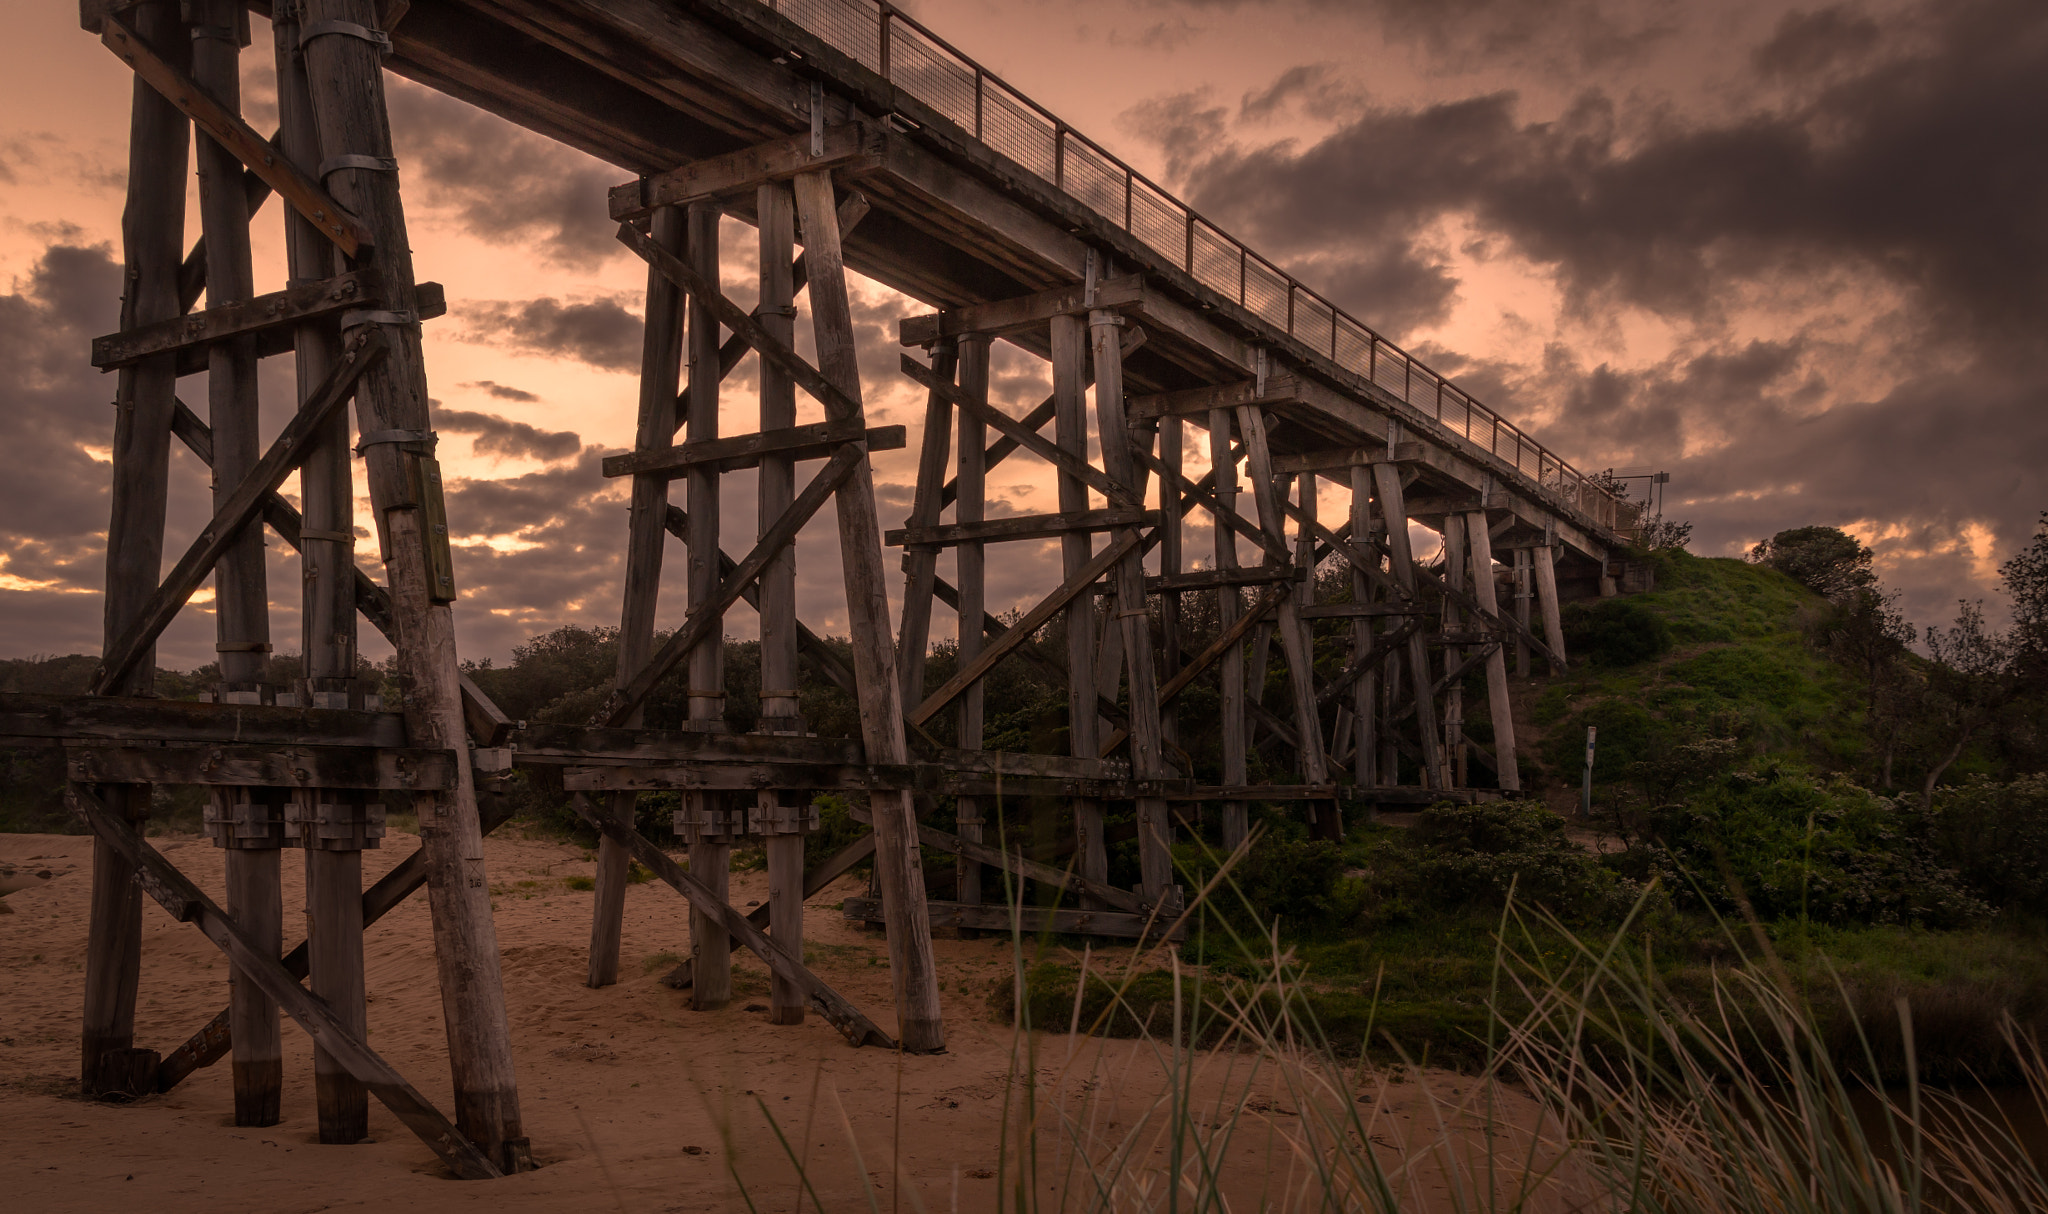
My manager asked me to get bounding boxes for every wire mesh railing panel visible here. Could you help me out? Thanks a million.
[1293,292,1335,357]
[887,22,975,130]
[1129,178,1187,266]
[782,0,881,72]
[1244,257,1289,329]
[1190,222,1241,302]
[1062,136,1126,226]
[1335,316,1373,380]
[979,84,1057,180]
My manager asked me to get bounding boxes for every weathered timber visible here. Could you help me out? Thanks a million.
[792,168,943,1052]
[64,743,456,790]
[1464,511,1521,791]
[91,268,382,370]
[92,329,387,697]
[100,16,373,256]
[900,354,1141,508]
[156,795,520,1093]
[602,419,905,478]
[895,339,957,709]
[598,445,864,728]
[69,785,500,1179]
[568,793,896,1048]
[897,275,1145,345]
[887,507,1155,549]
[0,691,406,749]
[300,0,527,1165]
[665,831,876,990]
[609,121,886,219]
[909,529,1143,727]
[85,0,188,1100]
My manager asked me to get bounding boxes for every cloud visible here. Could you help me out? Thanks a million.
[434,408,581,462]
[459,296,643,372]
[386,80,627,268]
[463,379,541,402]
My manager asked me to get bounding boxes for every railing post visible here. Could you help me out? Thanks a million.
[973,68,983,139]
[1054,123,1065,189]
[1124,170,1133,231]
[1237,245,1246,306]
[878,4,892,80]
[1286,285,1295,334]
[1184,212,1194,274]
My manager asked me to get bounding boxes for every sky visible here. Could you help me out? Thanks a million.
[1,0,2043,671]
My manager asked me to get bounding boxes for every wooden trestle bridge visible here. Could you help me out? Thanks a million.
[34,0,1635,1179]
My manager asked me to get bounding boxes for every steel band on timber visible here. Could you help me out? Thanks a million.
[50,0,1635,1179]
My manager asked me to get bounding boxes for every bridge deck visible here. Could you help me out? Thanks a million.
[372,0,1626,558]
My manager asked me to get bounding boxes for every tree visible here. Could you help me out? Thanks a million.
[1999,511,2048,683]
[1823,586,1917,789]
[1749,525,1876,601]
[1919,600,2019,809]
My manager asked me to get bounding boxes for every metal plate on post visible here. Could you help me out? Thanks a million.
[409,452,457,603]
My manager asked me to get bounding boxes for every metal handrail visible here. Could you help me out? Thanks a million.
[763,0,1624,530]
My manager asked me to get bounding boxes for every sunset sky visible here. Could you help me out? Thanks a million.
[2,0,2042,671]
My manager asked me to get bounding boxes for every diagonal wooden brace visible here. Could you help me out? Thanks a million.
[567,793,895,1048]
[599,444,866,728]
[664,831,877,990]
[910,529,1143,727]
[154,796,518,1091]
[900,354,1141,509]
[93,328,388,695]
[619,222,862,424]
[68,783,500,1180]
[101,17,373,257]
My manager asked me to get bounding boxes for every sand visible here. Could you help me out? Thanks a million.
[0,827,1577,1212]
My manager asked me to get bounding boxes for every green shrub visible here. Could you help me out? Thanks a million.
[1563,598,1673,667]
[1923,775,2048,909]
[1175,835,1362,935]
[1401,800,1650,925]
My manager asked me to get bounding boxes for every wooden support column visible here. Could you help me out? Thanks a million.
[757,180,808,1018]
[1534,543,1568,674]
[273,0,366,1142]
[191,0,281,1129]
[757,182,802,732]
[1298,470,1341,837]
[896,339,958,706]
[1350,467,1378,790]
[1208,408,1248,848]
[85,0,189,1101]
[954,336,991,928]
[589,206,688,989]
[299,0,526,1168]
[1442,514,1469,788]
[1050,312,1108,906]
[1513,548,1533,677]
[1091,309,1173,898]
[1465,512,1521,791]
[791,169,943,1052]
[681,200,731,1011]
[1237,406,1331,810]
[1370,462,1449,789]
[1159,416,1184,758]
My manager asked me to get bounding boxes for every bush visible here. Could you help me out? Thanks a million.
[1401,800,1649,925]
[1923,775,2048,910]
[1176,835,1361,935]
[1609,769,1989,928]
[1562,598,1674,667]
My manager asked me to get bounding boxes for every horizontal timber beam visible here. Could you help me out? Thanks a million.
[888,507,1155,549]
[64,743,456,790]
[92,269,384,370]
[603,419,904,478]
[608,122,886,220]
[897,275,1145,346]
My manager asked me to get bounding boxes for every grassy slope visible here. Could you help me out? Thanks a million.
[1010,553,2048,1080]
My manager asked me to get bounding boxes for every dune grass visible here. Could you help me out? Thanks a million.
[714,834,2048,1212]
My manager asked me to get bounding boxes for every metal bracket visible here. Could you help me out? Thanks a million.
[318,153,398,179]
[355,428,434,455]
[300,20,391,53]
[810,80,825,156]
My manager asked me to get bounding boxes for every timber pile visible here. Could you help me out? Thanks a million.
[49,0,1628,1179]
